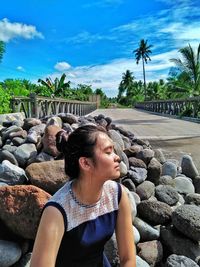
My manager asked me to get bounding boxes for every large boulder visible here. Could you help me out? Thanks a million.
[0,185,50,239]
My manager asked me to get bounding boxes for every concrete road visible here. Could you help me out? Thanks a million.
[89,108,200,172]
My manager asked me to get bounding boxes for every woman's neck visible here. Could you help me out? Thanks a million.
[72,176,104,205]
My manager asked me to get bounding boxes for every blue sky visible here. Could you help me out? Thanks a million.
[0,0,200,97]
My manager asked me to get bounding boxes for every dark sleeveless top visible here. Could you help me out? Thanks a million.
[44,180,122,267]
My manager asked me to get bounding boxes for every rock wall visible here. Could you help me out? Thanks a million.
[0,112,200,267]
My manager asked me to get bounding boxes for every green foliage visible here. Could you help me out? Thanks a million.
[1,79,30,96]
[0,85,11,114]
[170,43,200,96]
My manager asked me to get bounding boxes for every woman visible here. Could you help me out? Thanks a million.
[30,125,136,267]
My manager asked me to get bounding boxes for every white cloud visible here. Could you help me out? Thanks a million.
[46,50,177,97]
[16,66,25,72]
[0,18,44,42]
[54,62,71,71]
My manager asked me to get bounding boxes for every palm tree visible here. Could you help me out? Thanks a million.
[134,39,153,100]
[118,70,135,99]
[170,43,200,96]
[0,41,5,63]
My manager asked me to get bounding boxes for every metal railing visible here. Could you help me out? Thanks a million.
[10,93,98,118]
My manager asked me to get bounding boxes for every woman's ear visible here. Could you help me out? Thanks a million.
[79,157,93,171]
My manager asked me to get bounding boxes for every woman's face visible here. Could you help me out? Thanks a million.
[91,132,121,181]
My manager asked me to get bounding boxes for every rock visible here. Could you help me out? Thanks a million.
[0,150,18,166]
[23,118,42,131]
[185,193,200,206]
[160,225,200,263]
[172,205,200,242]
[46,116,62,128]
[136,181,155,201]
[104,233,120,267]
[133,225,140,244]
[136,255,150,267]
[25,160,69,194]
[124,145,142,157]
[136,149,155,165]
[137,240,163,267]
[12,252,31,267]
[122,178,136,191]
[134,217,160,242]
[153,148,166,164]
[193,176,200,194]
[14,144,37,167]
[119,161,128,177]
[58,113,78,124]
[0,185,51,239]
[137,200,172,225]
[174,176,195,195]
[162,161,177,178]
[181,155,199,179]
[0,240,22,267]
[128,167,147,184]
[129,157,147,169]
[0,160,27,185]
[42,125,62,157]
[109,129,125,150]
[155,185,179,206]
[159,175,176,187]
[147,157,162,185]
[165,254,199,267]
[12,137,26,146]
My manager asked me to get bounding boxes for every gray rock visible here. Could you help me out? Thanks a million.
[0,160,27,185]
[0,150,18,166]
[131,191,141,205]
[136,148,154,165]
[122,178,136,191]
[129,157,147,169]
[174,176,195,195]
[147,157,162,185]
[153,148,166,164]
[12,252,31,267]
[119,161,127,177]
[28,123,46,136]
[166,254,199,267]
[58,113,78,124]
[181,155,199,179]
[185,193,200,206]
[104,233,119,267]
[136,181,155,200]
[155,185,179,206]
[26,131,38,144]
[134,217,160,242]
[193,176,200,194]
[109,129,125,151]
[136,255,150,267]
[12,137,26,146]
[162,161,177,178]
[137,200,172,225]
[128,167,147,184]
[14,144,37,167]
[2,144,17,154]
[159,175,176,187]
[133,225,140,244]
[172,204,200,242]
[160,225,200,263]
[0,240,22,267]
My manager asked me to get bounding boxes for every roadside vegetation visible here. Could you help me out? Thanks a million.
[0,40,199,115]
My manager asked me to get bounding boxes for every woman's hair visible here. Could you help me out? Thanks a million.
[56,125,108,180]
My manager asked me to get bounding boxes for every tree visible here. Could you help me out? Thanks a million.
[0,41,5,63]
[117,70,135,99]
[134,39,153,100]
[170,44,200,96]
[38,73,71,97]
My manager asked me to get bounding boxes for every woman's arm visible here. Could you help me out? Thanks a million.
[115,185,136,267]
[30,206,65,267]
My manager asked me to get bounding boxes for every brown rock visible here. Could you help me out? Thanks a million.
[129,157,147,169]
[42,125,62,157]
[137,240,163,266]
[0,185,51,239]
[25,160,69,194]
[124,145,142,157]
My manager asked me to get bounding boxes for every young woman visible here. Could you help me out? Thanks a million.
[30,125,136,267]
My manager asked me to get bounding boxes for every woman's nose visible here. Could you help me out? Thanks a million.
[114,153,121,163]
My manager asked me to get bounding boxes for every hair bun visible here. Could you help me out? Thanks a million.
[56,130,69,153]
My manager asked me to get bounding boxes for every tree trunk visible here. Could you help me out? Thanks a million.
[142,58,146,101]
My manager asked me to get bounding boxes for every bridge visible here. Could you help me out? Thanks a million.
[90,108,200,172]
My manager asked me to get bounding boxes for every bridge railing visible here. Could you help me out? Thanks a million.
[135,97,200,118]
[10,93,98,118]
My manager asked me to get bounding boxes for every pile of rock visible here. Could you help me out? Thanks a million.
[0,112,200,267]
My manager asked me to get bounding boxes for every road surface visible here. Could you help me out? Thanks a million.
[89,108,200,172]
